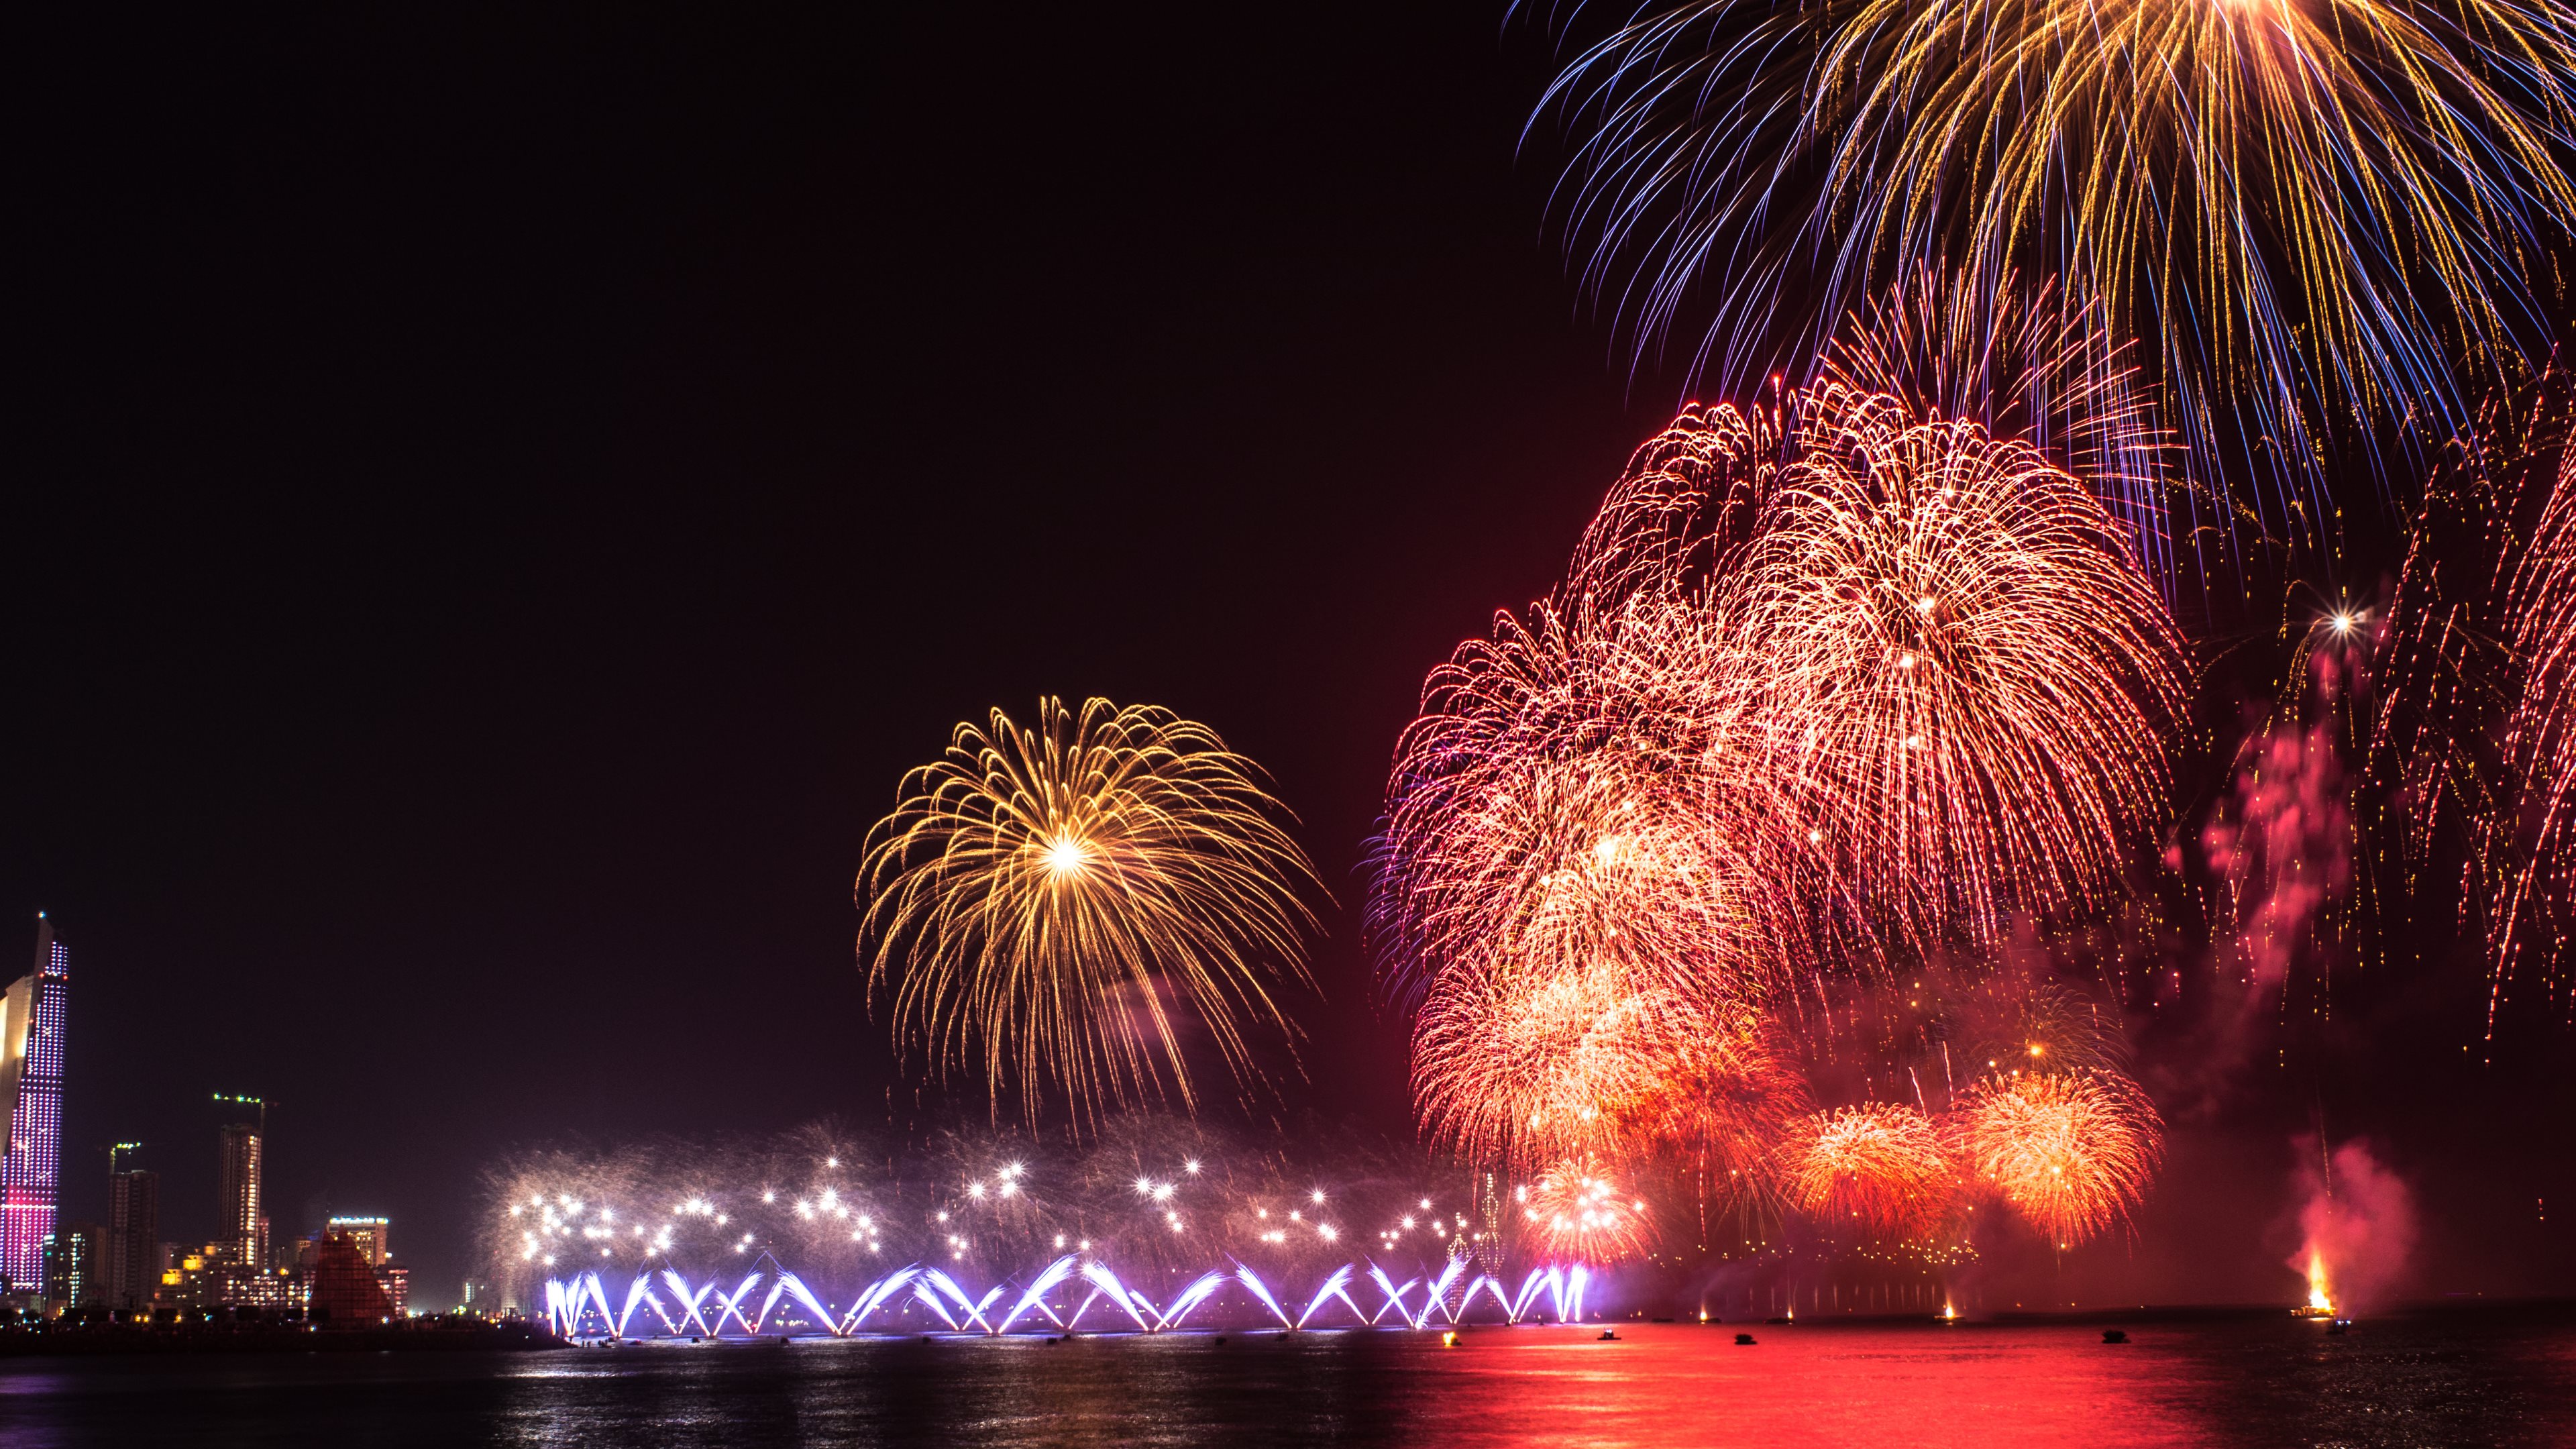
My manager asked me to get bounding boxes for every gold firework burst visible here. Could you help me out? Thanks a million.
[860,698,1322,1126]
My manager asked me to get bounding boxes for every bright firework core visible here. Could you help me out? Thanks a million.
[859,697,1326,1126]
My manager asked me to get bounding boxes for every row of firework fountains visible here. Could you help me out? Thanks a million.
[487,1123,1628,1328]
[537,1256,1601,1340]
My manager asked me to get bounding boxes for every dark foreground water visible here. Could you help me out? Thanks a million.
[4,1309,2573,1448]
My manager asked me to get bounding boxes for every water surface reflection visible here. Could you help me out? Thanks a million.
[3,1309,2571,1447]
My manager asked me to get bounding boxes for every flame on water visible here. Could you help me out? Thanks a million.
[2303,1249,2333,1313]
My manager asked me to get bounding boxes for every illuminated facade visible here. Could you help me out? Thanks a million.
[217,1124,264,1267]
[327,1216,390,1267]
[325,1216,405,1313]
[0,917,69,1298]
[42,1222,98,1309]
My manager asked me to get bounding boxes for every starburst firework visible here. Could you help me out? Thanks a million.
[1953,1070,2163,1244]
[1783,1104,1960,1238]
[1521,1156,1656,1263]
[1731,385,2189,946]
[860,698,1322,1126]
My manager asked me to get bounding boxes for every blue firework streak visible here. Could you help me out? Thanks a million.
[1524,0,2576,554]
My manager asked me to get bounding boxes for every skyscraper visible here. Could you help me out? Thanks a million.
[217,1123,264,1267]
[107,1167,161,1309]
[0,916,68,1299]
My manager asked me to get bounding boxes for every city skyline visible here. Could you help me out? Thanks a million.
[6,0,2575,1327]
[0,916,414,1319]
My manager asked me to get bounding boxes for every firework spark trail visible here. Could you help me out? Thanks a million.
[2363,370,2576,1028]
[1531,0,2576,520]
[1952,1070,2163,1245]
[859,697,1324,1126]
[2490,429,2576,1021]
[1783,1104,1959,1238]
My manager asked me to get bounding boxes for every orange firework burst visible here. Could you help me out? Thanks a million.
[859,698,1322,1126]
[1413,947,1741,1169]
[1519,1157,1655,1264]
[1378,370,2182,1218]
[1381,563,1810,1169]
[1784,1103,1958,1238]
[1609,1019,1812,1211]
[1725,384,2188,947]
[1952,1069,2163,1244]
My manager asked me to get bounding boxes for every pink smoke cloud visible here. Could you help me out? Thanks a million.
[2287,1135,2418,1313]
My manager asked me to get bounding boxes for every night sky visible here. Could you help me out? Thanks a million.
[7,5,2570,1306]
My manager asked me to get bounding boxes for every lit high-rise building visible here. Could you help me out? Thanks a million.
[0,916,69,1299]
[217,1123,264,1267]
[107,1168,161,1309]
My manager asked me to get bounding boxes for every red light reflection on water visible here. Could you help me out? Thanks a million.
[1389,1324,2208,1448]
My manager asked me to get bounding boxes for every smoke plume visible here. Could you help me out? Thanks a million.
[2287,1135,2417,1313]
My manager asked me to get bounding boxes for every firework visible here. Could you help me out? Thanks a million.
[1519,1157,1655,1263]
[1952,1070,2163,1244]
[2487,412,2576,1015]
[1947,979,2133,1083]
[1783,1104,1958,1238]
[1379,582,1816,1168]
[1534,0,2576,517]
[486,1120,1536,1336]
[1373,606,1809,1018]
[859,698,1322,1126]
[1727,386,2188,947]
[1412,948,1762,1168]
[1380,377,2183,1216]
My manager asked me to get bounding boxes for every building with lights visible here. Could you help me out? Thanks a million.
[42,1222,99,1311]
[156,1242,297,1312]
[308,1233,393,1326]
[323,1215,406,1314]
[0,917,69,1301]
[327,1216,390,1268]
[106,1167,160,1310]
[216,1122,265,1269]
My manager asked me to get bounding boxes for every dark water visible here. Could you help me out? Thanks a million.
[4,1310,2573,1448]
